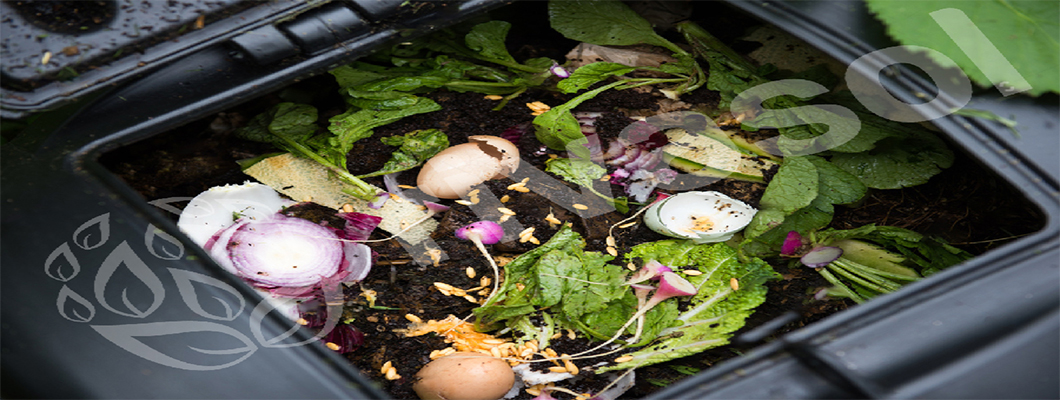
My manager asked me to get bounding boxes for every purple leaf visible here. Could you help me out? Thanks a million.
[44,242,81,282]
[92,321,257,371]
[56,285,96,323]
[169,268,245,321]
[94,241,166,318]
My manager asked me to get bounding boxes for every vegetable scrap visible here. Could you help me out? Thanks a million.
[168,1,986,398]
[178,182,378,352]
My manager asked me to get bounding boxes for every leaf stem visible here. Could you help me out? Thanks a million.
[274,134,378,200]
[816,267,864,303]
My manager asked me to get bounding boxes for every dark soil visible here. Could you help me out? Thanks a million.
[98,2,1045,398]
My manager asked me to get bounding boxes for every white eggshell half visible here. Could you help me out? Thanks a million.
[177,182,292,247]
[643,191,757,243]
[416,136,520,199]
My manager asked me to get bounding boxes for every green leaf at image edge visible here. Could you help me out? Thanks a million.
[865,0,1059,96]
[548,0,683,54]
[465,20,517,64]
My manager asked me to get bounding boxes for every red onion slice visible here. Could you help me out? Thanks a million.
[801,246,843,268]
[226,215,343,287]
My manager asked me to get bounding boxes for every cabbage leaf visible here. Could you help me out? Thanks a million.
[598,240,779,371]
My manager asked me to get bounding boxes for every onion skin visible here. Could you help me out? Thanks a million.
[225,215,343,287]
[204,212,377,294]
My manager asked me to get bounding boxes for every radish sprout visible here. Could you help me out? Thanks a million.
[455,221,505,304]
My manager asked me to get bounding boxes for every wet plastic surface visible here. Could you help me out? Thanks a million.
[0,1,505,398]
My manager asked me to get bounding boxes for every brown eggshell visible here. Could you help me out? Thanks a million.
[416,136,520,199]
[412,352,515,400]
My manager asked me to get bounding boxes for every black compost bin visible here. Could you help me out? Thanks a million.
[2,1,1057,399]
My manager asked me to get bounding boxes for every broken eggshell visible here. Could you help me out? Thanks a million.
[643,191,756,243]
[416,135,520,199]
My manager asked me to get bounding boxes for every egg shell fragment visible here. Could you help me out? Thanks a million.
[417,136,520,199]
[413,352,515,400]
[643,191,757,243]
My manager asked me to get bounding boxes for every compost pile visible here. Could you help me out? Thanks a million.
[103,2,1042,399]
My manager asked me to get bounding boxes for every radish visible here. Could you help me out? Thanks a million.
[455,221,506,304]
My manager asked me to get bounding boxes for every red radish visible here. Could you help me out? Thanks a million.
[626,260,673,285]
[455,221,506,304]
[781,231,806,256]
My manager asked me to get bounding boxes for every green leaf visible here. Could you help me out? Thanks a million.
[472,225,631,340]
[359,129,449,178]
[548,0,683,54]
[557,62,636,93]
[533,80,625,157]
[330,65,387,89]
[865,0,1059,96]
[345,90,423,110]
[474,226,584,326]
[465,21,517,64]
[545,158,607,189]
[545,157,629,213]
[236,103,318,144]
[658,54,699,77]
[561,251,627,321]
[829,133,954,189]
[600,241,779,371]
[327,97,441,153]
[803,156,866,205]
[352,75,450,93]
[759,156,818,213]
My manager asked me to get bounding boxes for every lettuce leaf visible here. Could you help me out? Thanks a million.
[599,240,779,371]
[358,129,449,178]
[473,226,630,345]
